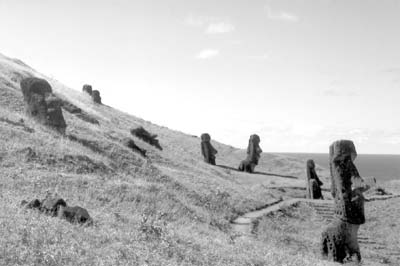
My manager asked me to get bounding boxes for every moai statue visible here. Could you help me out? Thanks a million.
[238,134,262,173]
[321,140,370,263]
[200,133,218,165]
[306,159,324,199]
[82,84,93,95]
[91,90,102,104]
[20,77,67,133]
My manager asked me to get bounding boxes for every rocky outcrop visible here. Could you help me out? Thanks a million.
[124,138,147,157]
[21,195,92,225]
[130,126,162,150]
[200,133,217,165]
[20,77,66,134]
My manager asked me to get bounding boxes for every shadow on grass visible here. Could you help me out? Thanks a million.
[216,164,299,179]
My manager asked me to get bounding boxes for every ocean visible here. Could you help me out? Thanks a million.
[278,153,400,183]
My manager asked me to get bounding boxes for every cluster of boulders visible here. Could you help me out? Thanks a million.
[130,126,162,150]
[21,194,92,225]
[82,84,102,104]
[21,77,66,134]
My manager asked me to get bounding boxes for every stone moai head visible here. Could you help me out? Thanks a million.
[329,140,365,224]
[20,78,67,134]
[246,134,262,164]
[21,77,52,124]
[306,159,315,180]
[82,84,93,95]
[91,90,102,104]
[201,133,211,142]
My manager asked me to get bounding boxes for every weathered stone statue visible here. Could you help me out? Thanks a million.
[238,134,262,173]
[321,140,369,263]
[82,84,93,95]
[21,194,92,225]
[92,90,102,104]
[20,77,67,134]
[306,159,324,199]
[200,133,218,165]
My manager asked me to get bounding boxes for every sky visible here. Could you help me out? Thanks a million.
[1,0,400,154]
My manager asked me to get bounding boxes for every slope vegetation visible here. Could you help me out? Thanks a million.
[0,53,333,266]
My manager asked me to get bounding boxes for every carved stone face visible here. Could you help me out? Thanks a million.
[201,133,211,142]
[307,159,315,169]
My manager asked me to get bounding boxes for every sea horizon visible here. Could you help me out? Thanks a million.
[276,152,400,183]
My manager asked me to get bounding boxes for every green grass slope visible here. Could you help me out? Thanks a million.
[0,52,334,266]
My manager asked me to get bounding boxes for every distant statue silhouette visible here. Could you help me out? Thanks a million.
[238,134,262,173]
[306,159,324,199]
[200,133,217,165]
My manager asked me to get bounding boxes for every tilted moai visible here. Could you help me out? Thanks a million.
[200,133,218,165]
[91,90,102,104]
[21,194,92,225]
[238,134,262,173]
[306,159,324,199]
[321,140,369,263]
[82,84,93,95]
[20,77,66,134]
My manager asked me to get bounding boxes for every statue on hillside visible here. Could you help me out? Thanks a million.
[82,84,93,95]
[200,133,218,165]
[91,90,102,104]
[20,77,66,134]
[321,140,370,264]
[238,134,262,173]
[306,159,324,199]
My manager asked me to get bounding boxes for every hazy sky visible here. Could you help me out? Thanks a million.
[1,0,400,153]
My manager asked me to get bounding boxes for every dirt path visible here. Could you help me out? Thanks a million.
[231,194,400,262]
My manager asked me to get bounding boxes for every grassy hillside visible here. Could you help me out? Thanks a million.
[0,52,336,266]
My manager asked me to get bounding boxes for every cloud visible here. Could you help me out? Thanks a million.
[265,6,299,22]
[185,15,235,34]
[195,49,220,59]
[205,22,235,34]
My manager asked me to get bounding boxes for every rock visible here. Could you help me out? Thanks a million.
[200,133,217,165]
[238,134,262,173]
[21,199,41,209]
[40,196,67,216]
[91,90,101,104]
[20,77,67,133]
[82,84,92,95]
[130,126,162,150]
[124,138,147,157]
[58,205,92,225]
[306,159,324,199]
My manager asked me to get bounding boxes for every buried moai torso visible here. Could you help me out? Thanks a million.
[20,77,66,134]
[200,133,218,165]
[238,134,262,173]
[306,159,324,199]
[321,140,370,263]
